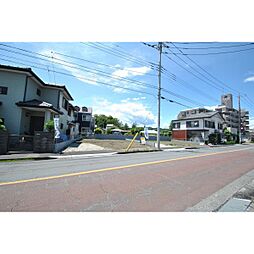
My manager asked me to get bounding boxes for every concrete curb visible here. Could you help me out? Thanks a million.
[0,156,54,162]
[50,152,117,159]
[185,169,254,212]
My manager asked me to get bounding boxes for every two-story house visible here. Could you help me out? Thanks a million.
[172,109,224,143]
[76,106,94,136]
[0,64,78,138]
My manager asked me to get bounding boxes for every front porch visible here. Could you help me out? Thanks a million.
[16,99,62,135]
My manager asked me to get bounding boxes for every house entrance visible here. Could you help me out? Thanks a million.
[30,116,44,135]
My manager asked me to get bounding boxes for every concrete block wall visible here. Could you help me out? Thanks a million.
[33,131,54,153]
[0,130,8,154]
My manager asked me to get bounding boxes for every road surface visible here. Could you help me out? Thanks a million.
[0,145,254,211]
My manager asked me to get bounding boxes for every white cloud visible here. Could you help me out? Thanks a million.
[112,66,151,78]
[38,50,151,94]
[92,98,156,126]
[244,76,254,83]
[120,97,146,103]
[204,105,218,111]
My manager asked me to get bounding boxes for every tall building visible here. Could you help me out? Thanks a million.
[215,94,249,138]
[221,94,233,108]
[241,109,250,138]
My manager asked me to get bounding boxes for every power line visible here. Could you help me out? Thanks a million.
[0,46,157,90]
[55,51,157,77]
[0,43,158,77]
[167,42,254,113]
[166,42,254,50]
[0,57,157,97]
[161,96,193,108]
[142,42,214,109]
[161,87,204,107]
[163,52,226,92]
[168,42,240,95]
[97,42,156,68]
[161,70,220,103]
[1,43,205,110]
[164,45,254,55]
[82,42,158,70]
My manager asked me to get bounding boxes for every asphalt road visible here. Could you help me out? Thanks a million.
[0,144,254,211]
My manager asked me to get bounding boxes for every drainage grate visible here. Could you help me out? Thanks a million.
[218,198,251,212]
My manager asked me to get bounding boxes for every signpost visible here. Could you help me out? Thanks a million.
[53,117,60,139]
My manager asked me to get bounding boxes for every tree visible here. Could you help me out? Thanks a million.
[94,114,123,129]
[123,123,129,130]
[44,120,54,132]
[94,114,108,129]
[169,121,173,131]
[223,128,232,141]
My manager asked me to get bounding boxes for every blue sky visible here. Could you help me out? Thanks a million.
[0,42,254,128]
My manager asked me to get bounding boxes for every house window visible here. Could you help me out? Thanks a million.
[36,88,41,96]
[68,106,72,116]
[205,120,215,129]
[218,123,223,130]
[186,120,199,128]
[82,114,91,121]
[62,97,68,110]
[0,86,8,95]
[173,122,180,129]
[60,123,63,129]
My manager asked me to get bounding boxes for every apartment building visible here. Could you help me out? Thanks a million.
[215,94,249,137]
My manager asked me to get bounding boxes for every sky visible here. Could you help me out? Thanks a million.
[0,42,254,129]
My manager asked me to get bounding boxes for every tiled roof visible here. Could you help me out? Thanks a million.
[16,99,63,114]
[174,111,223,121]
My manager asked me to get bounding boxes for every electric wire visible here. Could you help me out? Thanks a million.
[166,42,254,50]
[97,42,156,68]
[164,45,254,55]
[0,43,157,77]
[168,42,241,95]
[0,46,157,90]
[0,56,157,97]
[82,42,158,70]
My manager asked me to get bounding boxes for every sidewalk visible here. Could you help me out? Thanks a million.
[186,169,254,212]
[0,151,55,161]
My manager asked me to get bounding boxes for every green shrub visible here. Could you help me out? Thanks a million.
[94,127,103,134]
[208,133,221,145]
[0,118,6,131]
[44,120,54,132]
[106,128,113,135]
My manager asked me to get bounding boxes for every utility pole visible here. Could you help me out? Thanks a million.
[157,42,163,150]
[238,94,242,144]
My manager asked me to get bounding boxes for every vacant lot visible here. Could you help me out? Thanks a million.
[82,139,155,152]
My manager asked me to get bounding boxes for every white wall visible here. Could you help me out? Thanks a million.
[0,70,26,134]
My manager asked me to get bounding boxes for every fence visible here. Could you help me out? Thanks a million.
[94,134,170,141]
[8,134,34,151]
